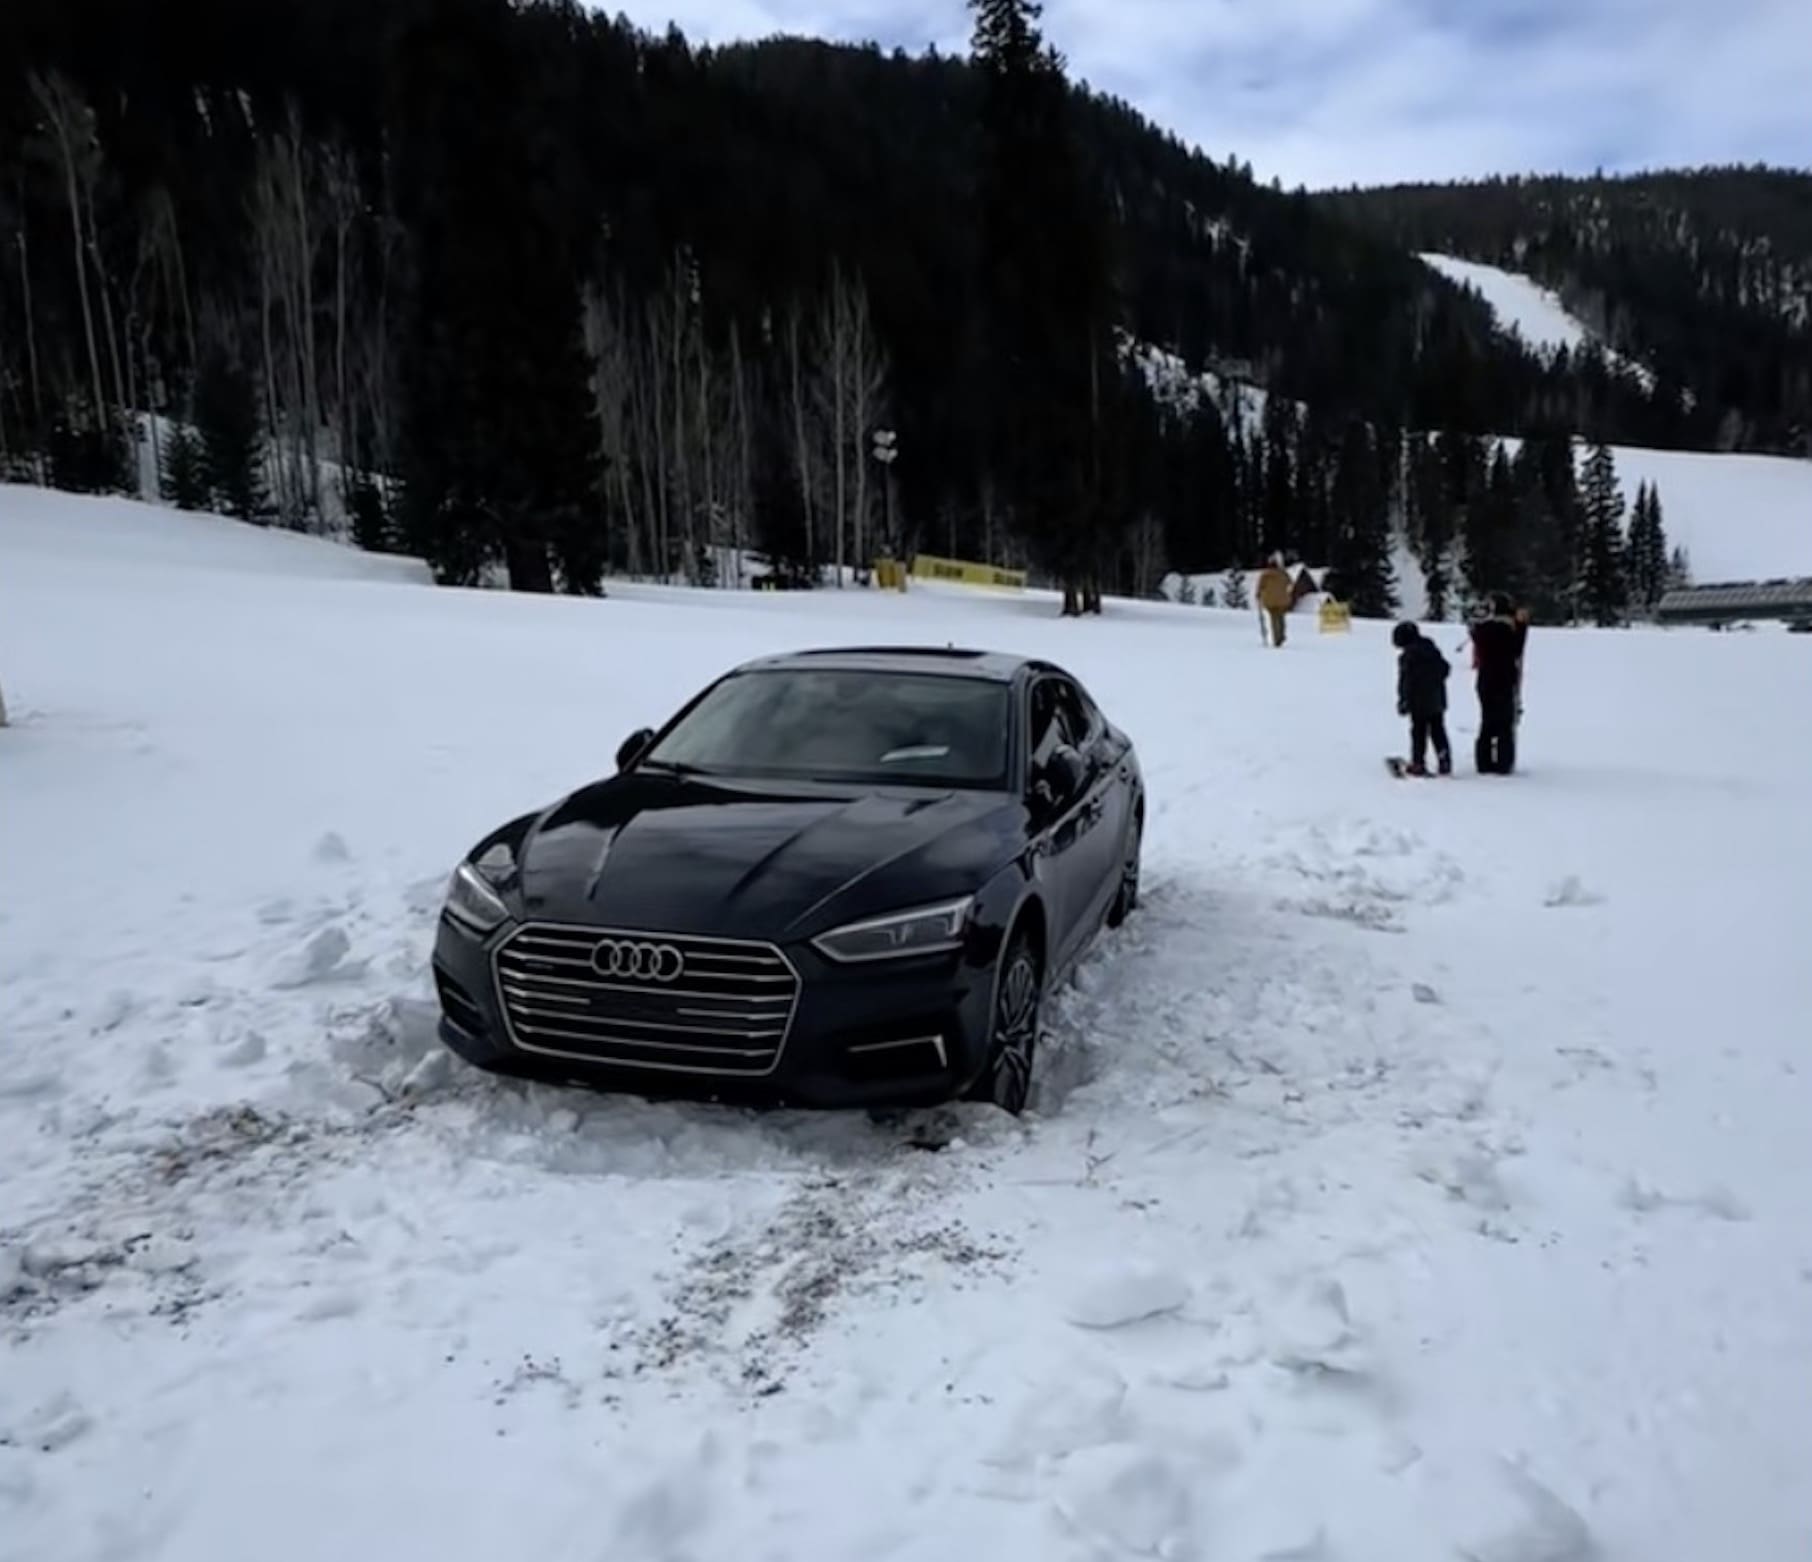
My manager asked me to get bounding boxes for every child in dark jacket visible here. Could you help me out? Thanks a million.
[1392,622,1452,776]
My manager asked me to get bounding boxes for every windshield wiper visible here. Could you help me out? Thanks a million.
[636,758,711,777]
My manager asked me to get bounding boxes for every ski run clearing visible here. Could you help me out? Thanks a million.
[4,486,1812,1562]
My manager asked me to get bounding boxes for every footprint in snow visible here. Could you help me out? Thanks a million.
[1052,1443,1201,1561]
[1,1392,93,1454]
[1543,876,1605,909]
[219,1030,268,1069]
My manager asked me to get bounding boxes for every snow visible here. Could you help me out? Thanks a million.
[1421,253,1657,390]
[1588,442,1812,583]
[1126,334,1276,440]
[6,486,1812,1562]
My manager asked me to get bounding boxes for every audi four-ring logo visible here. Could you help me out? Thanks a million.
[590,938,685,983]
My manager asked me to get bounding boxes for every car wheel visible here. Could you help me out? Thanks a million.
[968,931,1042,1115]
[1106,812,1143,928]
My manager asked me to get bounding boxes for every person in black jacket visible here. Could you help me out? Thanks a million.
[1469,593,1530,774]
[1392,622,1452,776]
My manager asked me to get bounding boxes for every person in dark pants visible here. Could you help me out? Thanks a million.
[1392,623,1452,775]
[1469,593,1529,774]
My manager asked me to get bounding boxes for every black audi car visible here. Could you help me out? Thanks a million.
[431,647,1144,1113]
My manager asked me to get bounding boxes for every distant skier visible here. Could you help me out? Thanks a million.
[1255,555,1294,647]
[1391,623,1452,776]
[1469,593,1529,774]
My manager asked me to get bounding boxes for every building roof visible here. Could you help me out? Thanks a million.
[1657,579,1812,622]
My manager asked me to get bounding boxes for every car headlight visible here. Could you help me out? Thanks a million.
[812,897,973,963]
[445,860,511,934]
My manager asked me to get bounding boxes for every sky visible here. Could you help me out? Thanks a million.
[603,0,1812,189]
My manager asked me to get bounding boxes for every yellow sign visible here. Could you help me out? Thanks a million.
[1318,598,1352,633]
[909,553,1028,590]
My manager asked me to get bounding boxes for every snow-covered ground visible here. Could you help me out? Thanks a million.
[5,487,1812,1562]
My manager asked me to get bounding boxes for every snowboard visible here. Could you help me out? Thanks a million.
[1385,757,1450,779]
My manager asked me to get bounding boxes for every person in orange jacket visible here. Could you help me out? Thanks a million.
[1255,555,1294,647]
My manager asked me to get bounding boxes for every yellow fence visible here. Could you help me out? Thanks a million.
[908,553,1028,590]
[1318,598,1352,634]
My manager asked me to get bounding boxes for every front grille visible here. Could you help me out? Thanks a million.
[492,923,800,1076]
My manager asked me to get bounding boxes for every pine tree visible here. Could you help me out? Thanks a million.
[1668,544,1692,591]
[348,474,396,554]
[1580,441,1629,626]
[1461,443,1520,611]
[161,424,210,511]
[751,396,816,587]
[1260,396,1299,559]
[1222,561,1250,610]
[970,0,1121,616]
[192,349,268,522]
[1522,431,1583,623]
[1623,482,1672,614]
[1325,420,1397,617]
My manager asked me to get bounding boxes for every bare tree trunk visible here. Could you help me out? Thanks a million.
[694,305,715,580]
[16,231,43,429]
[82,179,129,423]
[669,271,692,573]
[786,305,815,566]
[289,114,322,518]
[828,273,847,585]
[257,218,293,520]
[31,74,106,425]
[729,319,751,588]
[333,156,351,478]
[643,295,671,578]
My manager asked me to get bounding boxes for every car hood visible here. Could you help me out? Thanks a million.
[505,773,1021,940]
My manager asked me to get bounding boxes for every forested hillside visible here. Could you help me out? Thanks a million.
[1322,169,1812,457]
[0,0,1796,620]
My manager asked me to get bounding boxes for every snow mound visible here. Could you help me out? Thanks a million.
[1064,1265,1192,1329]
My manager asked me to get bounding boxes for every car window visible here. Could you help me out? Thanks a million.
[643,669,1012,790]
[1030,675,1092,764]
[1053,680,1097,748]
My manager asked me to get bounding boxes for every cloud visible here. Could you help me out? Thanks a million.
[605,0,1812,188]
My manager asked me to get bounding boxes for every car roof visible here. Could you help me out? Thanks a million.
[733,646,1035,683]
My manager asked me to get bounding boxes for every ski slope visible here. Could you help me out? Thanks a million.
[4,487,1812,1562]
[1422,252,1658,393]
[1421,253,1595,358]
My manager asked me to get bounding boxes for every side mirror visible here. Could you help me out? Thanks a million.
[1032,743,1086,814]
[616,728,656,773]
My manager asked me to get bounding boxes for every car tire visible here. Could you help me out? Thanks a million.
[966,930,1042,1116]
[1106,811,1143,929]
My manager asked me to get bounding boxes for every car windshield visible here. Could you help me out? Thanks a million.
[642,669,1012,790]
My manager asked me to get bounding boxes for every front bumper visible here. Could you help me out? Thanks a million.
[430,914,998,1108]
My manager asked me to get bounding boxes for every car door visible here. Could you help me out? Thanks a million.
[1027,674,1112,973]
[1025,675,1084,970]
[1049,676,1127,934]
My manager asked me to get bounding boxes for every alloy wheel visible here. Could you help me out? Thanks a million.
[988,943,1042,1114]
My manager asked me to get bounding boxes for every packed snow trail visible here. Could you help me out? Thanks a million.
[4,488,1811,1561]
